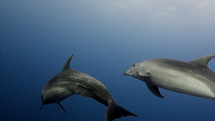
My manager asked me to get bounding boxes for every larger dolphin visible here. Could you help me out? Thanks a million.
[41,55,137,121]
[123,55,215,99]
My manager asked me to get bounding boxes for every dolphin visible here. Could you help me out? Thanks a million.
[41,55,137,121]
[123,55,215,99]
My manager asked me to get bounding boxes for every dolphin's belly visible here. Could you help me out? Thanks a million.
[151,69,215,99]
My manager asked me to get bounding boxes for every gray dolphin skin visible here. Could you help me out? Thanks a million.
[123,55,215,99]
[41,55,137,121]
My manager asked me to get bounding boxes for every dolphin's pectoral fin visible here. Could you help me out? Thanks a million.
[190,55,215,68]
[57,102,68,113]
[146,83,164,98]
[138,71,150,77]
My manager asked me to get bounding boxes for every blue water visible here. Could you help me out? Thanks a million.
[1,1,215,121]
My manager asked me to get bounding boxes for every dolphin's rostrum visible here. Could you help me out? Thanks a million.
[41,55,137,121]
[123,55,215,100]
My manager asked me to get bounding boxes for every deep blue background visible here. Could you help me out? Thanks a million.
[1,1,215,121]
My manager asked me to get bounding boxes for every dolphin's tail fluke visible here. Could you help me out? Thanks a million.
[106,103,137,121]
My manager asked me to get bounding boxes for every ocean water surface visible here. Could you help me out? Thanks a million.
[1,0,215,121]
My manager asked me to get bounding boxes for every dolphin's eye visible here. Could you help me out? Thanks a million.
[132,64,136,67]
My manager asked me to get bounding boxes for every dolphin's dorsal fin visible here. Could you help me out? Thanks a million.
[62,55,74,71]
[190,55,215,68]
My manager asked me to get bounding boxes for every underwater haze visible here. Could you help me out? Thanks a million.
[1,0,215,121]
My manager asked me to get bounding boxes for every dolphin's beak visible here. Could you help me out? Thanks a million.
[123,70,129,76]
